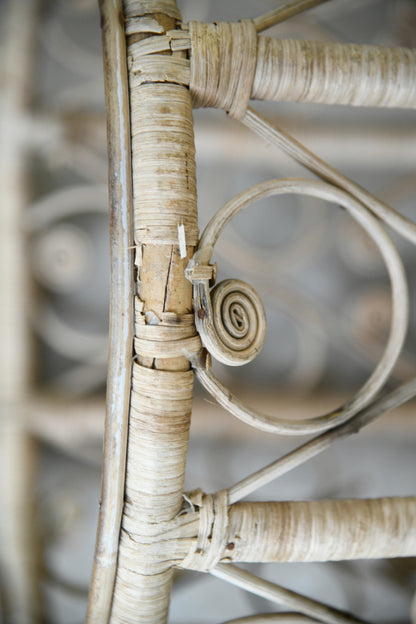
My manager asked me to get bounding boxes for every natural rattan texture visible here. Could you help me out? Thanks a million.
[189,21,416,117]
[106,2,199,622]
[87,2,416,623]
[180,495,416,569]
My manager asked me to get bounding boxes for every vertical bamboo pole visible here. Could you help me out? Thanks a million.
[0,0,42,621]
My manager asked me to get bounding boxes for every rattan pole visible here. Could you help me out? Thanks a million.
[107,1,199,622]
[86,1,134,621]
[251,37,416,108]
[222,497,416,564]
[189,23,416,112]
[212,565,367,624]
[177,496,416,571]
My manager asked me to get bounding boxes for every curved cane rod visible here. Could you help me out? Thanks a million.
[215,196,329,275]
[242,108,416,246]
[213,234,415,389]
[86,1,134,621]
[212,565,367,624]
[181,495,416,568]
[189,21,416,112]
[223,616,319,624]
[189,178,408,435]
[253,0,331,32]
[227,377,416,503]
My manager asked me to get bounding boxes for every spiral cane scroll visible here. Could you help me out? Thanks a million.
[189,271,266,367]
[211,279,266,366]
[188,178,409,435]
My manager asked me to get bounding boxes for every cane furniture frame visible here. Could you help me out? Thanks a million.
[82,1,416,623]
[2,1,415,623]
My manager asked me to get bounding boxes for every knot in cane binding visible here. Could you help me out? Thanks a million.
[180,489,230,571]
